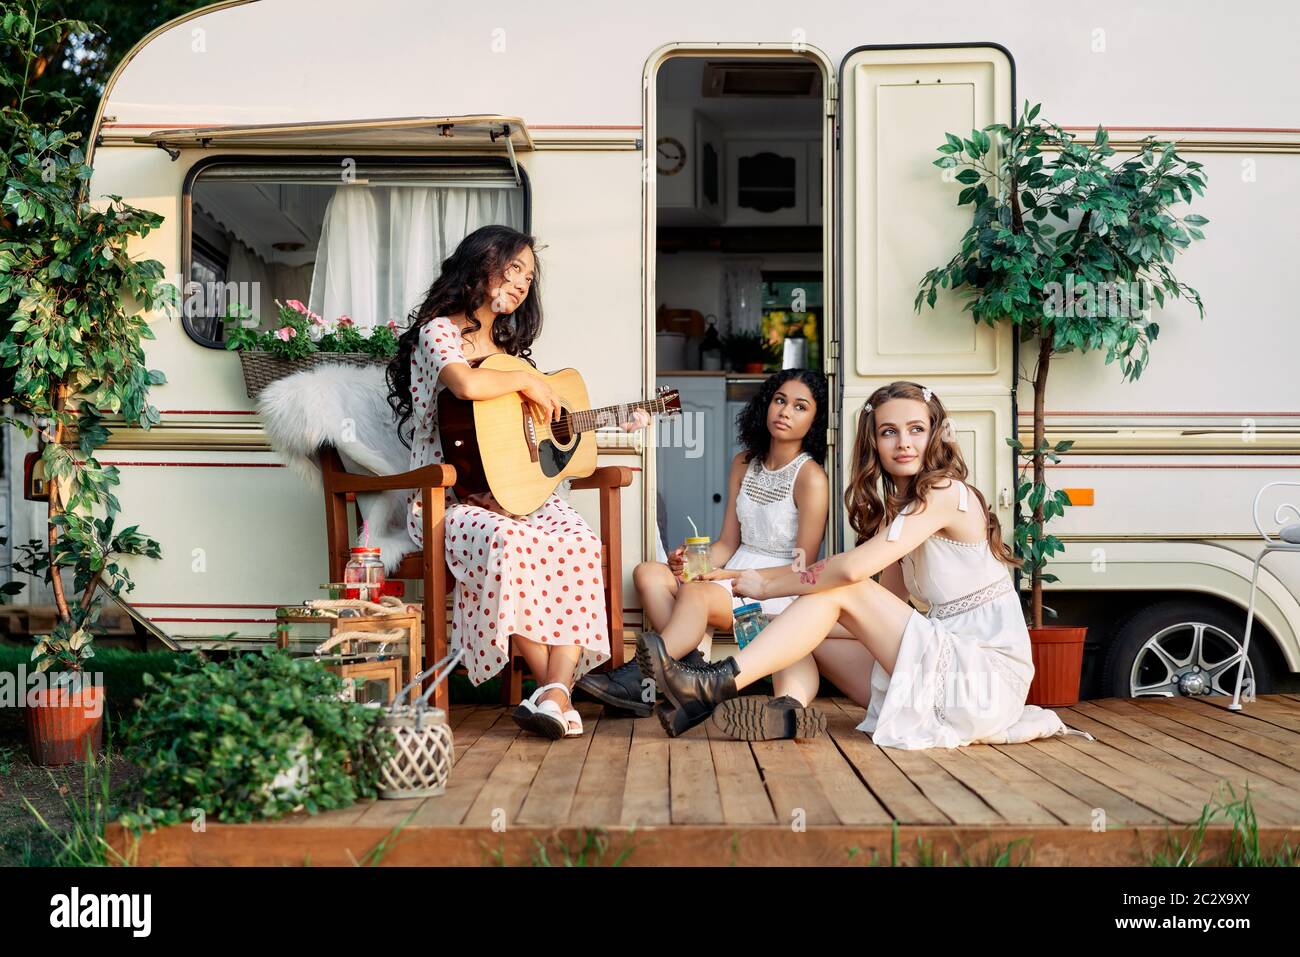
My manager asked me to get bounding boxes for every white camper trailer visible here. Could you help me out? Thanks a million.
[2,0,1298,702]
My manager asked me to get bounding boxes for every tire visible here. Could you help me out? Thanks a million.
[1101,599,1274,699]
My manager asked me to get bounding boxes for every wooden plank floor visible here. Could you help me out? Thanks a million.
[108,695,1300,866]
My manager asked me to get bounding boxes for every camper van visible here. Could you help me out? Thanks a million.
[2,0,1297,702]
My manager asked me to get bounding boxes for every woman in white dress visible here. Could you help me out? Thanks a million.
[638,380,1094,747]
[579,370,876,731]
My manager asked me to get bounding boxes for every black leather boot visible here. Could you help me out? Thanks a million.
[576,648,709,717]
[636,631,739,737]
[711,694,827,741]
[575,658,653,716]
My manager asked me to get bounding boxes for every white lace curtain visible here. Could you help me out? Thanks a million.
[722,258,764,335]
[226,242,312,327]
[308,185,525,328]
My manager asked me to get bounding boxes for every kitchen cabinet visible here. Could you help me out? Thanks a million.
[656,375,727,548]
[807,138,822,226]
[725,139,809,226]
[657,109,723,226]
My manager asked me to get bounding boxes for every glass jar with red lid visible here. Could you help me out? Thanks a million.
[343,546,386,603]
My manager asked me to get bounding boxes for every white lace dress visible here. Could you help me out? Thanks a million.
[709,452,812,618]
[857,480,1095,749]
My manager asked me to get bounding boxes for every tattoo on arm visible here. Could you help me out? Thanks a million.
[798,559,828,585]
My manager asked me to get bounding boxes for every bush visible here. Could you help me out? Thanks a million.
[121,649,387,826]
[0,643,180,719]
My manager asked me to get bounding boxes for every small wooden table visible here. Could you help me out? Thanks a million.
[276,607,424,704]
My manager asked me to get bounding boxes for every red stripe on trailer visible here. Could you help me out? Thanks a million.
[95,461,285,467]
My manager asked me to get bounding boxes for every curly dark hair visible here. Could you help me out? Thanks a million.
[387,224,543,448]
[734,368,828,466]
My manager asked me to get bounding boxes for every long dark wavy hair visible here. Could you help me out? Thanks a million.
[387,225,543,447]
[844,380,1020,568]
[734,368,828,466]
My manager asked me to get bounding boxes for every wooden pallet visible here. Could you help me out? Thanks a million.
[105,694,1300,866]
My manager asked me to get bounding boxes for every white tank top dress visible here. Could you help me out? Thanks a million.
[710,452,813,618]
[856,480,1095,748]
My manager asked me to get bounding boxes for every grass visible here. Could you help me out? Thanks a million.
[840,821,1031,867]
[348,807,421,866]
[481,828,638,867]
[19,728,136,867]
[1148,785,1298,867]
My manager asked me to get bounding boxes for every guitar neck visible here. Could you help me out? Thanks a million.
[568,397,671,435]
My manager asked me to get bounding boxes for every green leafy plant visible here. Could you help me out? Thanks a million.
[120,649,389,825]
[0,2,170,666]
[721,328,779,370]
[916,101,1208,627]
[221,298,401,360]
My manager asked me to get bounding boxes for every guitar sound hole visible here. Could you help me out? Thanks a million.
[550,413,572,446]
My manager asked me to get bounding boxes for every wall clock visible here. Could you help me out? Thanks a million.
[657,136,687,176]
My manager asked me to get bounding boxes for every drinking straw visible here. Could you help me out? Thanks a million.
[362,519,370,548]
[687,515,700,539]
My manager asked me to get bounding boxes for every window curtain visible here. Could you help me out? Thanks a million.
[722,258,764,335]
[308,185,525,329]
[227,241,314,329]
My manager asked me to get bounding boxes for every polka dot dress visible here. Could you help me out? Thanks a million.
[405,315,611,685]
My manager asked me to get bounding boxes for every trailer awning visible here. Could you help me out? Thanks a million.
[138,115,533,180]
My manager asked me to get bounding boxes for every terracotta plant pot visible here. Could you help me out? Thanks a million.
[743,362,766,373]
[1026,625,1087,707]
[24,681,105,766]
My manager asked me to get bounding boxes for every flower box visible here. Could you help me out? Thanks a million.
[238,350,388,399]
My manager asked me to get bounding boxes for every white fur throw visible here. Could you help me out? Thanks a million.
[258,363,417,573]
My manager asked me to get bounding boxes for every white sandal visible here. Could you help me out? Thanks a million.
[511,682,570,740]
[562,705,583,738]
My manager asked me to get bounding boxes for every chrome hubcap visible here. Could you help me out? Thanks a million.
[1130,621,1253,698]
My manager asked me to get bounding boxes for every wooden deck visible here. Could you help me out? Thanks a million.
[107,694,1300,866]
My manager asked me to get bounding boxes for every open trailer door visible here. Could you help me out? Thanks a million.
[832,43,1016,550]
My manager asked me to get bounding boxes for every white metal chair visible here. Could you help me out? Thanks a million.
[1231,481,1300,710]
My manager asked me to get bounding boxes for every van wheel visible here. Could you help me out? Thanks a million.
[1102,600,1273,699]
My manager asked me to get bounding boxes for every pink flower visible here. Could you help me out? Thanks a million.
[386,319,399,332]
[285,299,310,315]
[274,326,298,341]
[337,315,355,328]
[309,312,327,326]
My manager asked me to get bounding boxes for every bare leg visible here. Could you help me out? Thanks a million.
[634,561,679,632]
[540,644,582,733]
[731,579,913,692]
[659,581,734,659]
[512,634,550,687]
[772,655,821,706]
[812,637,877,709]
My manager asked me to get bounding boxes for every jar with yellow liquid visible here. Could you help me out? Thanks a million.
[682,537,713,581]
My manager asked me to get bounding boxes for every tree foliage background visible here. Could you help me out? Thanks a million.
[1,1,213,137]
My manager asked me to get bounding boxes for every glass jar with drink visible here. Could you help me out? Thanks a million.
[343,546,386,602]
[682,536,713,581]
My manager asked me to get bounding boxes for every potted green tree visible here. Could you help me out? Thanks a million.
[1,4,170,763]
[916,101,1208,706]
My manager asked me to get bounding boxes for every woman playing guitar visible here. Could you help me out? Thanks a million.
[387,225,649,739]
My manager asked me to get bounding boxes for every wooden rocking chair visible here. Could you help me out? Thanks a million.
[320,445,632,712]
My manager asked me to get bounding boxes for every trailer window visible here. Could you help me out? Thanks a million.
[182,158,528,347]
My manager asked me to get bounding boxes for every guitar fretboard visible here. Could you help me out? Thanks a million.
[568,396,673,434]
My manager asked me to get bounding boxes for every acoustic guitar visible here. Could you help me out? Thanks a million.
[437,352,682,515]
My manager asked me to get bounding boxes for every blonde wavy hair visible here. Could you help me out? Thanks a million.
[844,381,1021,569]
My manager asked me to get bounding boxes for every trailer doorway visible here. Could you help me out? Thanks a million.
[646,48,835,564]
